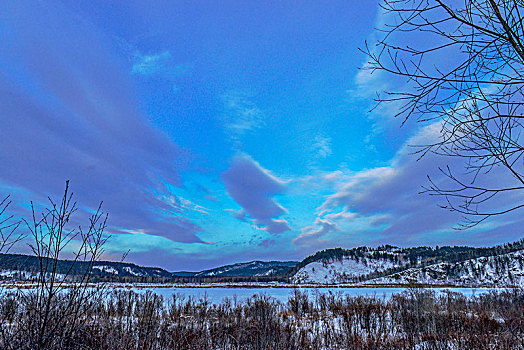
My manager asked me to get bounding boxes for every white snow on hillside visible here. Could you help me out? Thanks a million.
[366,250,524,287]
[0,270,66,281]
[93,265,119,275]
[256,269,275,277]
[122,266,145,276]
[292,254,405,284]
[0,270,35,279]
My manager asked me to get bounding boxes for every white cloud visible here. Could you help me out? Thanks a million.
[222,155,291,234]
[312,134,332,159]
[132,50,189,79]
[221,90,264,143]
[295,121,524,248]
[132,51,171,75]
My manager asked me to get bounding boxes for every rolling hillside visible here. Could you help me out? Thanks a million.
[2,239,523,286]
[291,239,524,286]
[194,261,298,278]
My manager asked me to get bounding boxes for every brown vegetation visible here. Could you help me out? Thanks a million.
[0,287,520,349]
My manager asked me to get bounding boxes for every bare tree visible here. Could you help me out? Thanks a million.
[364,0,524,228]
[0,196,24,347]
[0,196,23,253]
[16,181,109,349]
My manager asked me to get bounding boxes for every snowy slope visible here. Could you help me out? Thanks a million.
[367,250,524,287]
[292,244,524,286]
[292,254,406,284]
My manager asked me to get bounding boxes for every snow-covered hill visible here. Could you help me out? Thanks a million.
[292,249,408,284]
[366,250,524,287]
[292,245,524,287]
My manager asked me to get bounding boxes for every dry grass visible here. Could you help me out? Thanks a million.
[0,287,521,349]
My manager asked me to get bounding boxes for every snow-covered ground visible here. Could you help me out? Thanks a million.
[292,254,406,284]
[292,249,524,287]
[367,250,524,287]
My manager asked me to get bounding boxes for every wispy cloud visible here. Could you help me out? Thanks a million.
[0,0,206,244]
[222,155,291,234]
[296,122,524,248]
[224,208,247,222]
[131,50,190,92]
[221,90,264,143]
[312,134,332,159]
[132,51,171,75]
[258,239,276,247]
[293,217,339,246]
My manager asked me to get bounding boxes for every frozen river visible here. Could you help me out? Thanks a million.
[122,285,495,304]
[4,283,499,304]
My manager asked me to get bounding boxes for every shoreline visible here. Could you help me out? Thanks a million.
[0,281,517,290]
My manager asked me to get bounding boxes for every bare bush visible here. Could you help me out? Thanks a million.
[0,181,108,350]
[0,195,23,254]
[0,285,522,349]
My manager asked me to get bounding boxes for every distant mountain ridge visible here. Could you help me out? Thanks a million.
[193,261,298,278]
[1,238,523,286]
[0,253,298,282]
[0,253,173,281]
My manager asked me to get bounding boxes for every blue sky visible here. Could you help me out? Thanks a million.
[1,1,522,271]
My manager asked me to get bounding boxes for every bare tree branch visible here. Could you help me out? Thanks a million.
[365,0,524,228]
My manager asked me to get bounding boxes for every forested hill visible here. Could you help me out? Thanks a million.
[193,261,298,278]
[292,239,524,285]
[294,239,524,271]
[0,253,173,282]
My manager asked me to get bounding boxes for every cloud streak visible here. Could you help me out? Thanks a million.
[222,156,291,234]
[312,134,332,159]
[293,217,339,246]
[297,122,524,247]
[0,1,206,244]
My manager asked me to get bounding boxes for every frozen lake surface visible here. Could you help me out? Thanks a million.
[4,283,499,304]
[123,286,495,304]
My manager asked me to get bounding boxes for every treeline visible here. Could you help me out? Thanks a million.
[0,287,521,349]
[0,253,173,281]
[170,275,290,284]
[401,239,524,266]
